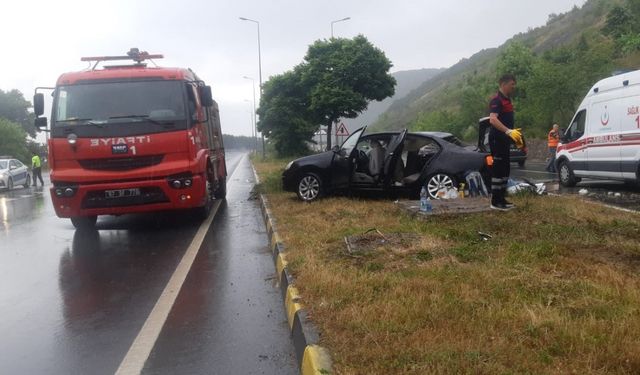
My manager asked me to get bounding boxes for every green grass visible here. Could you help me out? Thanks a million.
[253,158,640,375]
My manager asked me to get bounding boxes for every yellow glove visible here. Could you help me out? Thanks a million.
[506,128,524,149]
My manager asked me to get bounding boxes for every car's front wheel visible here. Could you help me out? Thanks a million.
[296,172,322,202]
[559,160,580,187]
[23,175,31,188]
[7,177,13,190]
[425,173,456,199]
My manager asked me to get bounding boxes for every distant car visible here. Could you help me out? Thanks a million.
[0,158,31,190]
[477,117,528,167]
[282,127,492,201]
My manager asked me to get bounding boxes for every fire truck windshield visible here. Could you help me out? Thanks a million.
[54,80,187,127]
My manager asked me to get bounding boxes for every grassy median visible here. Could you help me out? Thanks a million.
[253,158,640,375]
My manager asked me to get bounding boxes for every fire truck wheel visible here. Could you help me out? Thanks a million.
[195,174,214,220]
[214,177,226,199]
[70,216,97,230]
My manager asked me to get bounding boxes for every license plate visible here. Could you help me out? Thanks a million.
[105,188,141,199]
[112,144,128,154]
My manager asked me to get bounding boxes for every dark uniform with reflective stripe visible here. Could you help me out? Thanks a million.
[489,91,513,205]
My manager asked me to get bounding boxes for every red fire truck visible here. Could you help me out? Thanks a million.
[33,48,226,229]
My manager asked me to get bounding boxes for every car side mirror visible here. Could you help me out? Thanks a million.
[35,117,48,132]
[331,145,340,153]
[34,93,45,116]
[200,86,214,107]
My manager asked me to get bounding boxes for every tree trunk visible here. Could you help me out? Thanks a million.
[326,119,333,150]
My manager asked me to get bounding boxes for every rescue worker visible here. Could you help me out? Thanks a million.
[32,151,44,187]
[546,124,560,173]
[488,74,523,211]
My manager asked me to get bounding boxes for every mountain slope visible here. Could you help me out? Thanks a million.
[373,0,627,137]
[343,68,444,131]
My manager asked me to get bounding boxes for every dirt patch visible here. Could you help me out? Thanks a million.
[344,230,420,255]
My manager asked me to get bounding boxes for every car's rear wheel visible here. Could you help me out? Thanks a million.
[559,160,580,187]
[426,173,456,199]
[297,172,322,202]
[23,175,31,188]
[70,216,98,230]
[7,177,13,191]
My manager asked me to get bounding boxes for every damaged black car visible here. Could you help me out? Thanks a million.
[282,127,492,201]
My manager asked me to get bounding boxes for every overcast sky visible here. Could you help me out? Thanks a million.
[1,0,586,138]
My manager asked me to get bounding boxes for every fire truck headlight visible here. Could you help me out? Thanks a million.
[184,179,192,187]
[171,180,182,189]
[64,188,75,197]
[55,188,64,197]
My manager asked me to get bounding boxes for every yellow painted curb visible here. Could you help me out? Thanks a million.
[276,252,288,277]
[270,232,283,251]
[301,345,332,375]
[285,285,302,330]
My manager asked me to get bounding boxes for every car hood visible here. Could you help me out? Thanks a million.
[289,150,335,169]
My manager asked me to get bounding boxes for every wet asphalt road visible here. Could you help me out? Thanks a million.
[0,151,297,375]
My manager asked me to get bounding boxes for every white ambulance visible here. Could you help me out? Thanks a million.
[556,70,640,186]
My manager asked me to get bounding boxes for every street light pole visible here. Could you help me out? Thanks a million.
[331,17,351,38]
[243,99,255,152]
[240,16,265,158]
[243,76,258,154]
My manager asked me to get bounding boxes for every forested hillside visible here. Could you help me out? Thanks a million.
[342,68,444,131]
[374,0,640,139]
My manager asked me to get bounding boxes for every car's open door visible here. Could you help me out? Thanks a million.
[331,126,367,190]
[382,129,408,187]
[478,117,491,153]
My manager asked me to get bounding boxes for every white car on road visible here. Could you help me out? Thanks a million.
[0,158,31,190]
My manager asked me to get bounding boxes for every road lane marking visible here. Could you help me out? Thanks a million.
[114,200,221,375]
[115,154,246,375]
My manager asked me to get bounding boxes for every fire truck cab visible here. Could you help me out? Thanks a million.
[34,48,226,229]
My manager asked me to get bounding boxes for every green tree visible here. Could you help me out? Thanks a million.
[302,35,396,149]
[257,68,318,156]
[0,118,29,162]
[496,42,536,83]
[0,89,36,137]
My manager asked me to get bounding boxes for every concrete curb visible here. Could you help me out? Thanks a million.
[251,163,333,375]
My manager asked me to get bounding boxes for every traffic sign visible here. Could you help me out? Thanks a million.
[336,123,349,136]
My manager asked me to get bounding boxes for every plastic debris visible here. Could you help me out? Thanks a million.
[506,178,547,195]
[578,189,589,196]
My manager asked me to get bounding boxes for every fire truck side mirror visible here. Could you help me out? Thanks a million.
[200,86,214,107]
[34,93,45,116]
[35,117,48,132]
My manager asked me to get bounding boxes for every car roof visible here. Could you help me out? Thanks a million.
[362,130,454,140]
[414,131,455,138]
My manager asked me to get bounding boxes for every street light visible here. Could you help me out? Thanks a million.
[243,100,256,153]
[331,17,351,38]
[239,16,265,158]
[243,76,258,154]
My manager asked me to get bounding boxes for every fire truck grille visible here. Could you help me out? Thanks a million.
[78,155,164,171]
[81,187,169,209]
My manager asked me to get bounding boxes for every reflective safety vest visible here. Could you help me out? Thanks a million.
[548,130,559,148]
[32,155,41,168]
